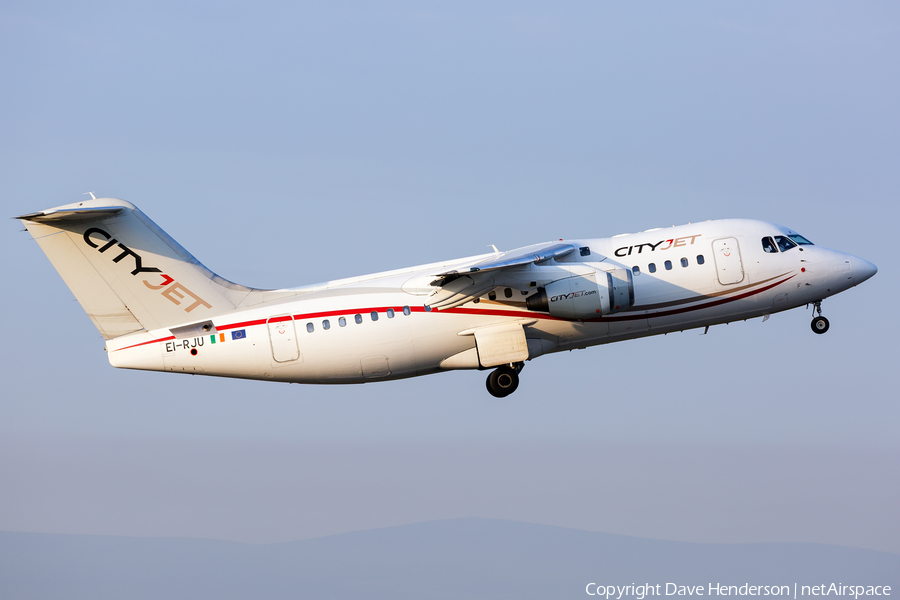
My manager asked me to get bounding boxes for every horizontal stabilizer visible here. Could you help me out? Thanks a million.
[16,206,125,223]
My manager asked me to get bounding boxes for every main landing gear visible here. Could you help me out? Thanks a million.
[486,362,524,398]
[810,300,830,334]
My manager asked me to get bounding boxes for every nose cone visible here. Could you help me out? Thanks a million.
[850,256,878,285]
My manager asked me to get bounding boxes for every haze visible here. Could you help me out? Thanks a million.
[1,0,897,574]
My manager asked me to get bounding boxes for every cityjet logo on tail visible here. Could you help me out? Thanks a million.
[83,227,212,313]
[614,234,702,257]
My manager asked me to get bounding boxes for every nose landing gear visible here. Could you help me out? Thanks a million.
[486,362,524,398]
[811,301,830,334]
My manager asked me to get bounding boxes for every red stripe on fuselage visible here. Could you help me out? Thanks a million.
[115,335,176,351]
[113,275,794,352]
[597,273,795,322]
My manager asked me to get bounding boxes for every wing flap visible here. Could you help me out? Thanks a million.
[427,275,497,310]
[431,243,576,286]
[425,242,578,310]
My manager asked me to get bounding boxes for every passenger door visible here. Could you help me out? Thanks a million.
[267,315,300,363]
[712,238,744,285]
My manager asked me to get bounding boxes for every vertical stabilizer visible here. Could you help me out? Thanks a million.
[18,198,254,339]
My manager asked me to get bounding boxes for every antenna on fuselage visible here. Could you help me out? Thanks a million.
[83,192,96,200]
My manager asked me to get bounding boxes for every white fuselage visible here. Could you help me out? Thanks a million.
[105,219,874,385]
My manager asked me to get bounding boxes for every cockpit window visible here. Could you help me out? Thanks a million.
[774,235,797,252]
[787,234,814,246]
[761,237,777,253]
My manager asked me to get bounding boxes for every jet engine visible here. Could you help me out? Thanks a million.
[526,269,634,319]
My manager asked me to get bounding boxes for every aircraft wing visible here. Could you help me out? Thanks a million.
[426,243,577,310]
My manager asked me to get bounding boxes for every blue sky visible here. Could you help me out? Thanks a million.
[1,1,898,554]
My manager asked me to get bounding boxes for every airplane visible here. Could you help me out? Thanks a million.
[17,197,877,397]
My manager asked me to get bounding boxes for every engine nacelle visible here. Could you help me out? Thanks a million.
[606,267,634,313]
[526,269,634,319]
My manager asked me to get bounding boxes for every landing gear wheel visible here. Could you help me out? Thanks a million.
[811,316,830,334]
[486,365,519,398]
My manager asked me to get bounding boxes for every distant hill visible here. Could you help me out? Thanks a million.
[2,518,897,600]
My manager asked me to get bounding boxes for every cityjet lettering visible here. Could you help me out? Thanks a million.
[143,274,212,313]
[550,290,597,302]
[83,227,162,276]
[614,234,702,257]
[83,227,212,313]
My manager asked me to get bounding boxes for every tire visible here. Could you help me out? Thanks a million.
[811,316,830,334]
[486,366,519,398]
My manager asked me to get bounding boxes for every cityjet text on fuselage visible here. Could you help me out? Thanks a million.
[614,234,702,257]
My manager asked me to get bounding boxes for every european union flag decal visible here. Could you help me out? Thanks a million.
[232,329,246,340]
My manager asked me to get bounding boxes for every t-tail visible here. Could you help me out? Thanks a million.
[17,198,273,339]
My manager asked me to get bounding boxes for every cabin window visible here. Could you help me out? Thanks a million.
[370,311,378,321]
[339,317,347,327]
[387,308,395,318]
[473,298,480,303]
[354,314,363,324]
[323,320,330,330]
[580,246,591,257]
[504,287,513,298]
[306,322,314,333]
[697,254,705,265]
[632,265,640,275]
[488,291,496,301]
[762,237,777,253]
[403,306,411,316]
[665,260,672,270]
[681,257,689,268]
[648,263,657,273]
[774,235,797,252]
